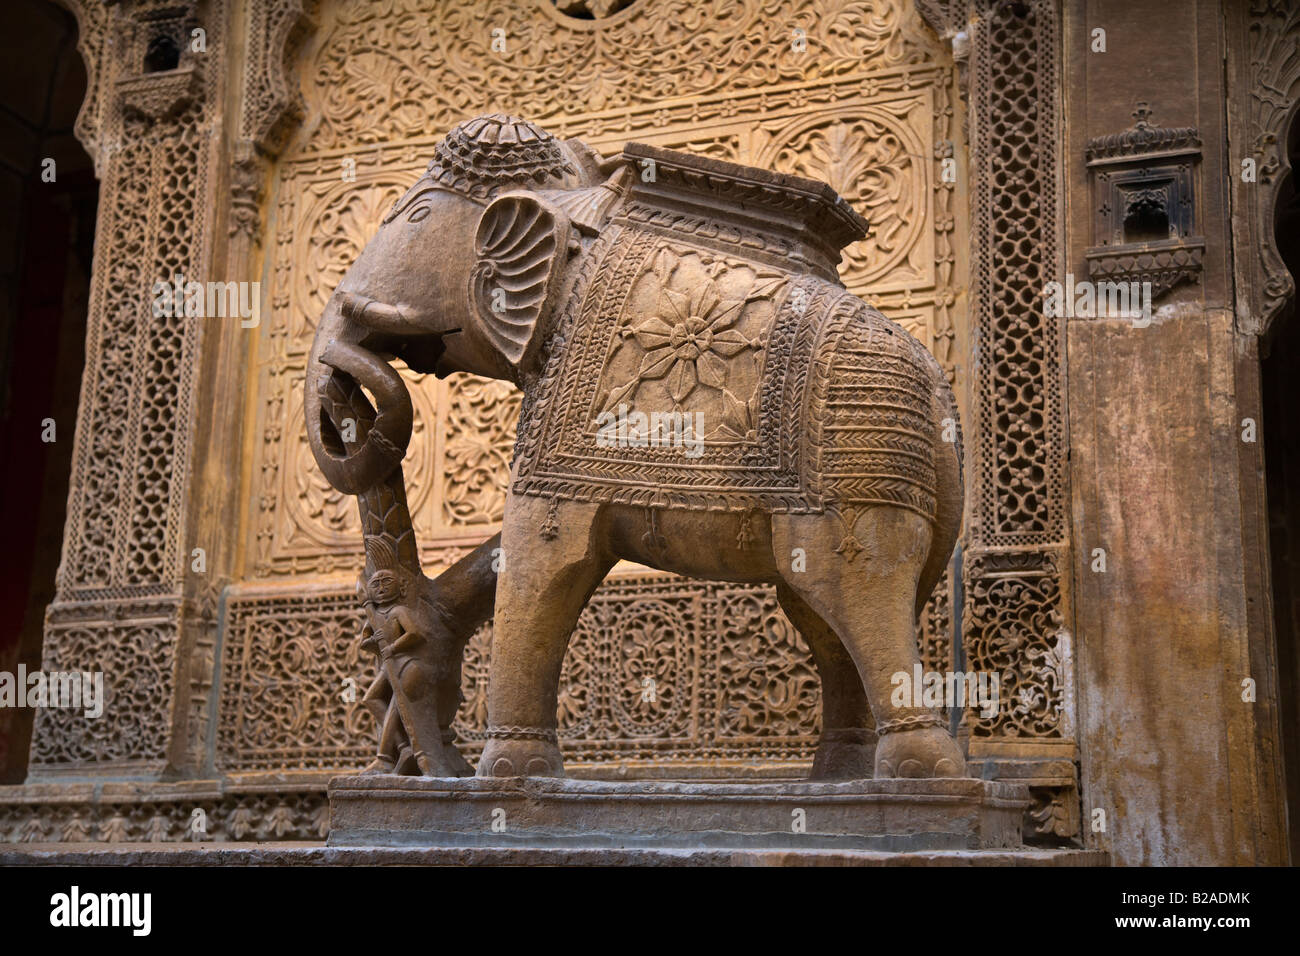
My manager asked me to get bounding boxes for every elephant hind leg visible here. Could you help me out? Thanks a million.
[770,507,965,779]
[775,582,875,780]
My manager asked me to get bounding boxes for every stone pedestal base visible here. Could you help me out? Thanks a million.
[327,775,1030,851]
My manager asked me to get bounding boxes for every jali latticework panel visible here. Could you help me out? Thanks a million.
[964,0,1072,744]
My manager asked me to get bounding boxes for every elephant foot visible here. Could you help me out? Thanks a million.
[477,729,565,778]
[414,745,480,778]
[874,716,965,779]
[379,741,475,778]
[808,727,876,780]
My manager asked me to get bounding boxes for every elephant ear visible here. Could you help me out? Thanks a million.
[470,192,571,371]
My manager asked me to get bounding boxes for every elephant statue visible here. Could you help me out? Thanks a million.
[306,114,966,781]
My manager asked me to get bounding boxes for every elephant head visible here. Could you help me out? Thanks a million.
[305,115,611,776]
[305,114,611,494]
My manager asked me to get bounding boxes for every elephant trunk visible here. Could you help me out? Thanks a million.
[305,293,414,497]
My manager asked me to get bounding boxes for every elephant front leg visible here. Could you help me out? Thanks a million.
[479,496,611,778]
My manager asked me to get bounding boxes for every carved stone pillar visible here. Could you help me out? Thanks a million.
[956,0,1080,841]
[29,0,233,781]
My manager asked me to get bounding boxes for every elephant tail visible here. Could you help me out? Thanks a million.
[915,373,964,622]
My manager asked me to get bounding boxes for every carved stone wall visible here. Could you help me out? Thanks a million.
[7,0,1087,843]
[3,0,1291,864]
[218,573,828,775]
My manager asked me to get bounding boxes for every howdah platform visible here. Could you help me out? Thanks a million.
[327,775,1031,852]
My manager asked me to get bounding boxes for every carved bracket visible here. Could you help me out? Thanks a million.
[240,0,320,156]
[1228,1,1300,339]
[117,63,202,123]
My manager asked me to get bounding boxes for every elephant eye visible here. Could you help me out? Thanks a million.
[408,204,431,223]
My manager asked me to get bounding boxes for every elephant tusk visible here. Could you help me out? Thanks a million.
[340,293,424,335]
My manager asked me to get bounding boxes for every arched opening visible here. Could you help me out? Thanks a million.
[143,34,181,74]
[1123,196,1171,243]
[1262,105,1300,863]
[0,0,96,783]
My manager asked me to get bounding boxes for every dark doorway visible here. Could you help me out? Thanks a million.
[1263,106,1300,864]
[0,0,95,782]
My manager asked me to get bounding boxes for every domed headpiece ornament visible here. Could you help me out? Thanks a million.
[386,114,578,219]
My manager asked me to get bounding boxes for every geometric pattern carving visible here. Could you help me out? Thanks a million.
[27,0,230,780]
[60,93,210,597]
[299,0,938,153]
[963,0,1072,747]
[968,0,1065,545]
[963,551,1065,739]
[218,574,822,773]
[217,590,373,772]
[0,790,329,844]
[31,613,175,770]
[918,564,954,677]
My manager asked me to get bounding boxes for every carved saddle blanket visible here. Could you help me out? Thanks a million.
[511,223,940,522]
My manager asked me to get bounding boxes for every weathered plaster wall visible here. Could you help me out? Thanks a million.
[1064,0,1289,865]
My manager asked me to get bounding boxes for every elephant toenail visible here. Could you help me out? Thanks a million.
[525,757,552,775]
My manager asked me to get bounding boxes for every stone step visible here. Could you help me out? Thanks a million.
[328,774,1035,852]
[0,842,1110,867]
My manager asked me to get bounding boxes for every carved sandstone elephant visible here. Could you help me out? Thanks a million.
[306,114,966,781]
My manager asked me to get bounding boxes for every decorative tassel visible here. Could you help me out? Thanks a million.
[736,510,753,549]
[540,497,560,540]
[831,505,863,562]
